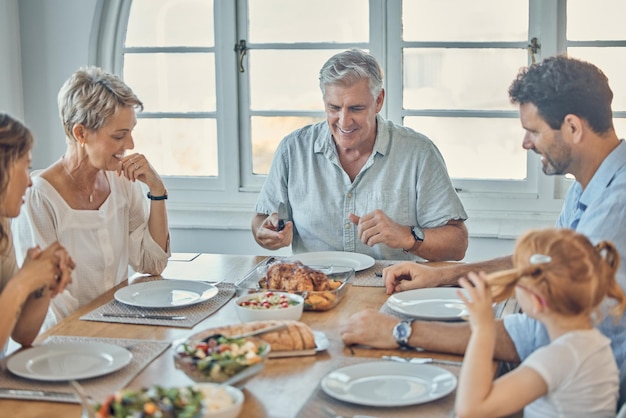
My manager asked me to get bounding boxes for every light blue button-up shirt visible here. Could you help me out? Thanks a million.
[505,140,626,370]
[255,115,467,260]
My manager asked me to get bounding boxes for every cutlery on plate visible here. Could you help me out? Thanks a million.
[382,355,463,366]
[382,355,464,366]
[201,323,288,343]
[101,313,187,320]
[70,380,96,418]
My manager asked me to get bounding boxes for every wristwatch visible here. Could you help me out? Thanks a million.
[403,225,424,253]
[410,225,425,242]
[393,320,414,349]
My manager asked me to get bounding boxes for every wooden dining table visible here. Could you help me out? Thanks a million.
[0,254,519,418]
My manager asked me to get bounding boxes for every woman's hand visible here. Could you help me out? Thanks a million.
[118,153,167,196]
[18,242,74,298]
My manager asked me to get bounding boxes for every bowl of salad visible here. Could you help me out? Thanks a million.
[88,383,243,418]
[174,335,270,385]
[235,291,304,322]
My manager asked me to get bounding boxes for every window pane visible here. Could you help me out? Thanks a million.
[403,49,527,110]
[404,117,526,180]
[250,50,341,111]
[567,48,626,112]
[252,116,324,174]
[124,53,216,113]
[126,0,214,47]
[248,0,368,43]
[133,118,217,177]
[402,0,527,42]
[567,0,626,41]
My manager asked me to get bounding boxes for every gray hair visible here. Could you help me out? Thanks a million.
[319,49,384,99]
[57,66,143,140]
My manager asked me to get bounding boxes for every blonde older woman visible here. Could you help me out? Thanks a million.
[0,113,73,356]
[12,67,170,328]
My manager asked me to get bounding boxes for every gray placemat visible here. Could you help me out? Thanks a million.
[296,356,460,418]
[80,282,236,328]
[353,260,402,287]
[0,336,170,403]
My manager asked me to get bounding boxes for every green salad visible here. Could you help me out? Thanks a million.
[94,385,203,418]
[180,335,266,381]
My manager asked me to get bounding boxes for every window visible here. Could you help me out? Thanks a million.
[94,0,625,236]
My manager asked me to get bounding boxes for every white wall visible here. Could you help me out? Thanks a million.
[12,0,517,262]
[0,0,23,117]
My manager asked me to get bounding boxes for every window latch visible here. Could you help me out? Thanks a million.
[234,39,248,73]
[527,37,541,64]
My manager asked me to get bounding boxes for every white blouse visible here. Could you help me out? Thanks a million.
[11,170,170,327]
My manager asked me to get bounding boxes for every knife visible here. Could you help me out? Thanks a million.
[0,388,77,401]
[382,355,463,366]
[102,313,187,320]
[277,202,288,231]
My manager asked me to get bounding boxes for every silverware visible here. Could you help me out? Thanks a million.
[101,313,187,320]
[322,405,379,418]
[233,323,287,339]
[0,388,76,401]
[277,202,288,231]
[382,355,463,366]
[70,380,96,418]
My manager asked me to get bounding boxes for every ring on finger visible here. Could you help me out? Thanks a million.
[134,163,138,169]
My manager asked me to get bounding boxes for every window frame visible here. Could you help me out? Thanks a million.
[92,0,590,238]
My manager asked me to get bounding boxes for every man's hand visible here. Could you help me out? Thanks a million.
[349,210,413,250]
[340,309,400,348]
[382,261,443,294]
[252,213,293,250]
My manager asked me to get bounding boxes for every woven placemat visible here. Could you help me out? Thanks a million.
[296,356,459,418]
[353,260,402,287]
[0,336,170,403]
[80,282,236,328]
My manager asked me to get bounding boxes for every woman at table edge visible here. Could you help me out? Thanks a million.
[0,113,74,357]
[11,67,170,330]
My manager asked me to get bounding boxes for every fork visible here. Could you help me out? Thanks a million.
[322,405,379,418]
[69,380,96,418]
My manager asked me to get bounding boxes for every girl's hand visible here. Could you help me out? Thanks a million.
[457,271,495,331]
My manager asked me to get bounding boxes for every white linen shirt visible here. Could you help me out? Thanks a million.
[504,140,626,377]
[255,115,467,260]
[11,170,170,323]
[0,224,19,358]
[522,330,618,418]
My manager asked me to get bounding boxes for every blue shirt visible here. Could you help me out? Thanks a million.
[255,115,467,260]
[504,140,626,371]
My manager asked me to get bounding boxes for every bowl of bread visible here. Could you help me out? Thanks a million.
[87,383,243,418]
[235,260,354,311]
[235,291,304,322]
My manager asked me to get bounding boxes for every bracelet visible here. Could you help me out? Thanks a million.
[147,191,168,201]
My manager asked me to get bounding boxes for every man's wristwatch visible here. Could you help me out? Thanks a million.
[403,225,424,253]
[393,320,415,349]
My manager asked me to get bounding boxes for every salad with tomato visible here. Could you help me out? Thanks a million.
[237,291,299,310]
[93,385,203,418]
[177,335,267,382]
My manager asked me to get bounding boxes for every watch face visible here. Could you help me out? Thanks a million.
[393,321,411,343]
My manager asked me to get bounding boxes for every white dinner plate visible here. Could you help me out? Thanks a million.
[7,342,132,381]
[286,251,375,272]
[321,361,457,407]
[115,280,219,308]
[386,287,469,321]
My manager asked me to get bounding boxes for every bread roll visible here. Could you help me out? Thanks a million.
[192,320,316,351]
